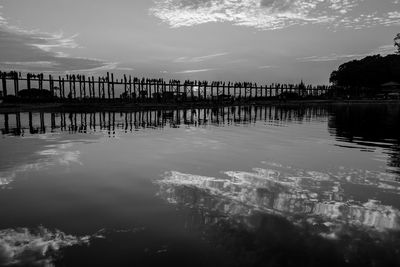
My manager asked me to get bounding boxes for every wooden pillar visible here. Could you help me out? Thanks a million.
[107,72,111,100]
[176,81,180,99]
[146,79,149,100]
[78,75,82,98]
[210,83,214,100]
[27,74,31,91]
[1,73,7,97]
[3,113,9,134]
[49,75,53,96]
[268,85,271,98]
[157,80,160,97]
[28,112,33,132]
[91,76,95,99]
[58,77,62,99]
[61,78,65,99]
[39,73,43,90]
[40,112,45,133]
[197,81,201,100]
[96,77,100,99]
[129,76,132,100]
[183,82,187,101]
[14,72,19,97]
[203,82,207,100]
[123,75,127,100]
[16,112,21,133]
[87,77,91,99]
[190,82,194,101]
[82,75,86,99]
[263,85,267,99]
[73,75,77,99]
[82,75,90,98]
[67,75,71,98]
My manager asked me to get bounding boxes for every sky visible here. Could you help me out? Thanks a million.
[0,0,399,85]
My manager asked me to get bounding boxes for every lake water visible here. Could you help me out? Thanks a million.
[0,104,399,266]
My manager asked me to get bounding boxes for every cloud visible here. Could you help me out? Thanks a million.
[258,65,278,69]
[174,52,228,63]
[150,0,400,30]
[175,68,215,73]
[297,53,366,62]
[0,27,114,73]
[388,11,400,19]
[0,5,113,73]
[297,44,397,62]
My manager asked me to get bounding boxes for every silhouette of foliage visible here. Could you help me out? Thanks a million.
[329,54,400,88]
[395,33,400,54]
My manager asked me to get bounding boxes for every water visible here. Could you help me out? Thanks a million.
[0,104,399,266]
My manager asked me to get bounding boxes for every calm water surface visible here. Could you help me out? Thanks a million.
[0,104,399,266]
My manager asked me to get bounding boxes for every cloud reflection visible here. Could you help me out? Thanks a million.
[0,226,90,267]
[156,165,400,235]
[0,142,81,189]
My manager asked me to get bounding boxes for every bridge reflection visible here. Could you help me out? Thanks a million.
[0,106,329,136]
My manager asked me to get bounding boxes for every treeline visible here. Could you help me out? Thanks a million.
[329,54,400,88]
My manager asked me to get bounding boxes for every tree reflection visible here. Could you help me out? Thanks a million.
[328,104,400,177]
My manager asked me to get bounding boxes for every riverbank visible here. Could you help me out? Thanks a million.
[0,99,399,113]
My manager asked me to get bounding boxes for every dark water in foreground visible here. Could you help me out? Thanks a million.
[0,104,399,266]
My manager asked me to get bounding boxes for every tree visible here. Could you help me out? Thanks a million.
[395,33,400,54]
[329,54,400,88]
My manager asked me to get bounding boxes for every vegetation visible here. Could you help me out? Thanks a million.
[329,34,400,94]
[329,54,400,88]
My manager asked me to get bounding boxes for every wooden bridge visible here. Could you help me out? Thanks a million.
[0,71,331,102]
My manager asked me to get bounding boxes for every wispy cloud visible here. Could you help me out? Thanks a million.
[174,52,228,63]
[258,65,278,69]
[150,0,400,30]
[297,44,397,62]
[0,5,114,73]
[175,68,215,73]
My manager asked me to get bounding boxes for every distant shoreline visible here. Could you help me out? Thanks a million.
[0,99,399,113]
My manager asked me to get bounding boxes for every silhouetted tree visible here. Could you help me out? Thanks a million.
[330,34,400,93]
[329,54,400,89]
[395,33,400,54]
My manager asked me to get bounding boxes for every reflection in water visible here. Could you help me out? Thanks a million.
[1,105,399,178]
[1,104,400,266]
[157,167,400,234]
[0,142,82,189]
[156,167,400,266]
[0,106,329,137]
[328,104,400,177]
[0,227,90,267]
